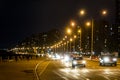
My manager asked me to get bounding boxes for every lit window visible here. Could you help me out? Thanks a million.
[110,27,112,30]
[105,25,108,28]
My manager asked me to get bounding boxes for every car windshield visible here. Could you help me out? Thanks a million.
[73,57,83,60]
[101,55,115,58]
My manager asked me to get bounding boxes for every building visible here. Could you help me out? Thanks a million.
[115,0,120,53]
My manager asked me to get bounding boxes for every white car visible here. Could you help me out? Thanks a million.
[99,55,117,66]
[72,57,86,68]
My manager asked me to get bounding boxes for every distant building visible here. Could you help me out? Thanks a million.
[115,0,120,53]
[115,0,120,23]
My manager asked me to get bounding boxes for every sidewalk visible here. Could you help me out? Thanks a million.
[0,58,44,80]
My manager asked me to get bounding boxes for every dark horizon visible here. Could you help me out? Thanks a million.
[0,0,116,49]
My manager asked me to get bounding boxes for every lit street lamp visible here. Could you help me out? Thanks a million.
[73,35,77,51]
[78,29,82,52]
[71,21,75,27]
[70,38,73,53]
[80,9,85,16]
[67,41,69,53]
[67,28,72,35]
[80,9,107,56]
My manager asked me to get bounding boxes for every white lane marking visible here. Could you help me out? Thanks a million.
[39,61,50,76]
[35,61,43,80]
[54,71,69,80]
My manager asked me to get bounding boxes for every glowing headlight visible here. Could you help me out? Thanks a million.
[64,56,69,61]
[113,58,117,61]
[104,57,109,62]
[48,55,52,58]
[100,59,103,62]
[60,56,64,59]
[73,61,77,64]
[99,58,102,60]
[82,60,86,64]
[56,55,60,59]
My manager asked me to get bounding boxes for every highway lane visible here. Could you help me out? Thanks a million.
[37,58,120,80]
[0,57,120,80]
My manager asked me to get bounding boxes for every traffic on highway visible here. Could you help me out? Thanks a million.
[0,51,120,80]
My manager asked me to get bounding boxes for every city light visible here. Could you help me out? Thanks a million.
[80,9,85,16]
[67,28,72,35]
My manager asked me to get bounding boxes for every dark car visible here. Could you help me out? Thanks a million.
[72,57,86,68]
[99,55,117,66]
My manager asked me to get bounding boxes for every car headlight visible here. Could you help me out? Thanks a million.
[104,57,109,62]
[82,60,86,64]
[56,55,60,59]
[73,61,77,64]
[113,58,117,61]
[64,56,69,61]
[100,59,103,62]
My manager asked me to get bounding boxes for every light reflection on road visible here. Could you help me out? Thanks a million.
[57,67,120,80]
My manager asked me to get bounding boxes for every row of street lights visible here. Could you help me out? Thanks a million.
[51,9,107,56]
[66,9,107,55]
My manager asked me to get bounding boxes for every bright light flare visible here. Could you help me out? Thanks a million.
[102,10,107,15]
[71,21,75,27]
[104,57,109,62]
[48,54,52,58]
[113,58,117,61]
[65,62,70,67]
[86,22,91,26]
[82,60,86,64]
[80,10,85,15]
[64,56,70,62]
[78,29,81,33]
[67,28,72,34]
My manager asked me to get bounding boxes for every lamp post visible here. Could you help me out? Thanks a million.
[80,9,107,56]
[67,28,72,35]
[74,35,77,52]
[70,38,73,53]
[86,20,94,55]
[67,41,69,53]
[91,19,94,55]
[78,29,82,52]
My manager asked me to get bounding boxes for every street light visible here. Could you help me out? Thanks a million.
[71,21,75,27]
[102,10,107,15]
[80,9,85,16]
[80,9,107,56]
[73,35,77,52]
[86,21,93,55]
[86,21,91,26]
[78,29,82,51]
[67,41,69,53]
[70,38,73,53]
[67,28,72,35]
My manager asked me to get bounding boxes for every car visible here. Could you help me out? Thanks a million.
[72,56,86,68]
[99,55,117,66]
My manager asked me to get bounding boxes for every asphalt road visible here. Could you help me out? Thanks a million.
[38,58,120,80]
[0,57,120,80]
[0,58,44,80]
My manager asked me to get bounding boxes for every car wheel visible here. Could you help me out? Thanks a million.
[110,64,113,66]
[72,65,75,68]
[99,63,102,66]
[114,63,117,66]
[103,63,105,66]
[83,64,86,67]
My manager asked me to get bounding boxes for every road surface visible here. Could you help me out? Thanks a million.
[0,57,120,80]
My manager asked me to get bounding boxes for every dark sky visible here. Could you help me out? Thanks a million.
[0,0,116,49]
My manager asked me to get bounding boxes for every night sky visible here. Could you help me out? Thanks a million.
[0,0,115,49]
